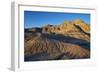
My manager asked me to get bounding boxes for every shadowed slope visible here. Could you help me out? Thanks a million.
[24,33,90,61]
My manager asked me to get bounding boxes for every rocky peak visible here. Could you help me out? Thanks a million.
[73,19,84,24]
[72,19,90,33]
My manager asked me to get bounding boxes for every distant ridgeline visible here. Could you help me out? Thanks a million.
[25,19,90,42]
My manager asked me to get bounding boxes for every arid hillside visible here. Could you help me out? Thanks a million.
[24,19,90,61]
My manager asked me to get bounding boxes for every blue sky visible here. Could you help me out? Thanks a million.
[24,11,90,28]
